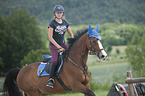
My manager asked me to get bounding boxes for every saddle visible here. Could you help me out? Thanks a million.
[37,52,71,91]
[37,52,63,77]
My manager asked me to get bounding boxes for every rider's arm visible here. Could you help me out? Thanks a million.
[67,26,74,38]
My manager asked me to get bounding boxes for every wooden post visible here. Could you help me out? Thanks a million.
[125,77,145,83]
[126,71,134,96]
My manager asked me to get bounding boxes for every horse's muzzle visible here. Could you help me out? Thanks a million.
[97,50,107,60]
[100,54,107,60]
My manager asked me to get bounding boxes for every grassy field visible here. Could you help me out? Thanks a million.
[47,90,108,96]
[0,46,131,96]
[0,77,4,91]
[88,56,130,84]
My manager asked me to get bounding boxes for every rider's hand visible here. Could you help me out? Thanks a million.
[59,48,65,52]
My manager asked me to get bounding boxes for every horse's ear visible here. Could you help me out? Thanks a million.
[88,24,92,33]
[95,24,99,32]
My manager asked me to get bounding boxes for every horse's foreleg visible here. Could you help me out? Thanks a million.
[72,83,95,96]
[21,90,25,96]
[84,83,95,96]
[85,82,91,89]
[84,88,95,96]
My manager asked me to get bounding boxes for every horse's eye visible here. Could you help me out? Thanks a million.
[92,40,96,43]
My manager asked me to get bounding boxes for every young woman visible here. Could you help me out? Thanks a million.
[47,5,74,88]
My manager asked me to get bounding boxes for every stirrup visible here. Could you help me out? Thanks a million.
[46,78,55,88]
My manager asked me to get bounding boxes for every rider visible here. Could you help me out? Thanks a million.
[47,5,74,88]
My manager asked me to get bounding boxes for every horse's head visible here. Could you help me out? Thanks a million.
[87,24,107,60]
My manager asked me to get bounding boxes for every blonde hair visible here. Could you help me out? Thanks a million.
[52,16,70,24]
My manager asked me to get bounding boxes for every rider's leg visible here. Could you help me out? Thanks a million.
[46,45,58,88]
[46,63,57,88]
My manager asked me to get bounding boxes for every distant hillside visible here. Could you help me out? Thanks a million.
[0,0,145,25]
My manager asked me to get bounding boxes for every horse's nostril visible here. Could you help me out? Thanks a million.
[101,55,105,58]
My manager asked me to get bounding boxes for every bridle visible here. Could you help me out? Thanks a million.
[67,37,104,84]
[89,37,104,53]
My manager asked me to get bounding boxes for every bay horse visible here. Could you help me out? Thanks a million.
[3,24,107,96]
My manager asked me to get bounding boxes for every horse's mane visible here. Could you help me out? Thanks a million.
[67,28,88,50]
[63,28,88,59]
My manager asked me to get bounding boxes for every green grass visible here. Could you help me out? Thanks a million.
[110,46,127,56]
[0,77,4,91]
[47,90,108,96]
[87,45,131,84]
[89,60,130,83]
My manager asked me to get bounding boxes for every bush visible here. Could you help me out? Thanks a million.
[89,73,111,91]
[126,34,145,77]
[20,49,50,67]
[116,48,120,54]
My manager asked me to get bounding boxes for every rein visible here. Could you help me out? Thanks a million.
[68,57,88,75]
[66,37,103,83]
[55,36,105,85]
[66,39,89,83]
[67,55,88,82]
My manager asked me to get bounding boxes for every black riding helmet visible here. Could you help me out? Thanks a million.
[53,5,64,13]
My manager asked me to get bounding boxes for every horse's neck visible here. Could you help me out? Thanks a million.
[69,33,89,66]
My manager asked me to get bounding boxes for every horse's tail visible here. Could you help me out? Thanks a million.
[3,68,21,96]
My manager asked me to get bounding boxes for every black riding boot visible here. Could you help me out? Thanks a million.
[46,64,57,88]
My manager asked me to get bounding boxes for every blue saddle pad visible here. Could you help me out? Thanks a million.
[37,60,63,77]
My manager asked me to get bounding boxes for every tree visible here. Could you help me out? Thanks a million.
[20,49,50,67]
[0,16,6,73]
[0,9,45,74]
[126,34,145,77]
[1,0,145,25]
[116,48,120,55]
[116,24,143,45]
[107,46,112,54]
